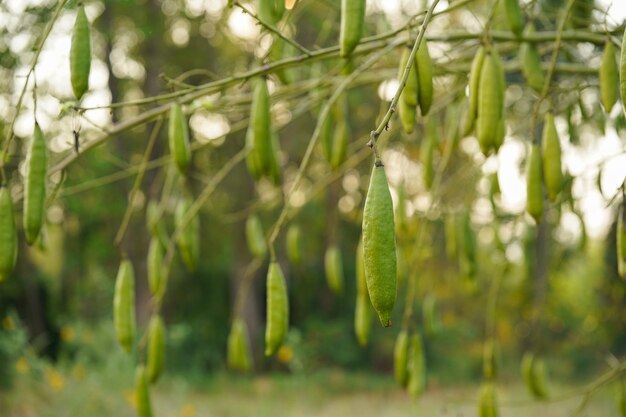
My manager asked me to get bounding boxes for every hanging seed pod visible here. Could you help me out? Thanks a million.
[113,259,136,352]
[541,113,562,202]
[521,352,549,399]
[457,211,476,280]
[463,46,486,136]
[478,382,499,417]
[23,123,47,245]
[319,111,335,163]
[0,187,17,281]
[398,95,417,134]
[416,39,433,115]
[339,0,365,57]
[422,294,440,335]
[246,215,268,259]
[395,182,408,235]
[444,214,458,260]
[70,5,91,100]
[147,238,165,299]
[324,245,344,295]
[520,25,544,93]
[248,78,272,177]
[268,130,283,186]
[286,224,302,265]
[265,262,289,356]
[168,103,192,175]
[227,318,253,372]
[135,365,153,417]
[407,332,426,398]
[362,161,397,327]
[146,315,166,383]
[617,202,626,278]
[476,51,502,155]
[175,197,200,272]
[600,40,619,113]
[526,144,544,223]
[503,0,524,36]
[330,121,349,171]
[393,329,410,387]
[398,46,419,107]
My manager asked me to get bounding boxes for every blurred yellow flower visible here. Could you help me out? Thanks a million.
[15,357,29,374]
[72,364,86,381]
[2,315,14,331]
[60,325,76,343]
[180,403,197,417]
[126,390,138,409]
[45,369,65,392]
[277,346,293,364]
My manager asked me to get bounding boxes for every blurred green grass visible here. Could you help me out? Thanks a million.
[2,361,620,417]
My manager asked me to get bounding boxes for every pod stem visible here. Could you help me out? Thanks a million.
[367,0,441,152]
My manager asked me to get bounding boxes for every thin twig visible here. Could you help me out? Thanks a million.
[234,1,312,57]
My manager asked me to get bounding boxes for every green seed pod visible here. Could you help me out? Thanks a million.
[258,0,285,25]
[520,25,544,93]
[246,215,268,259]
[70,5,91,100]
[483,339,498,380]
[354,294,371,347]
[541,113,562,202]
[135,365,153,417]
[362,162,397,327]
[463,46,486,136]
[416,39,434,115]
[503,0,524,36]
[526,144,544,223]
[175,197,200,272]
[146,315,166,383]
[393,329,409,387]
[227,318,253,372]
[113,259,136,353]
[521,352,549,399]
[245,128,263,180]
[271,38,297,84]
[600,40,619,113]
[248,78,272,176]
[0,187,17,281]
[398,47,419,107]
[457,211,476,280]
[444,214,457,260]
[422,294,440,335]
[147,237,165,299]
[617,203,626,278]
[395,181,409,235]
[168,103,192,175]
[331,121,349,171]
[476,52,502,155]
[339,0,365,58]
[478,382,498,417]
[324,245,344,295]
[619,30,626,114]
[407,332,426,398]
[398,94,416,134]
[286,224,302,265]
[265,261,289,356]
[319,111,335,163]
[24,123,48,245]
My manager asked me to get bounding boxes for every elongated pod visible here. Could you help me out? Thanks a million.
[24,123,48,245]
